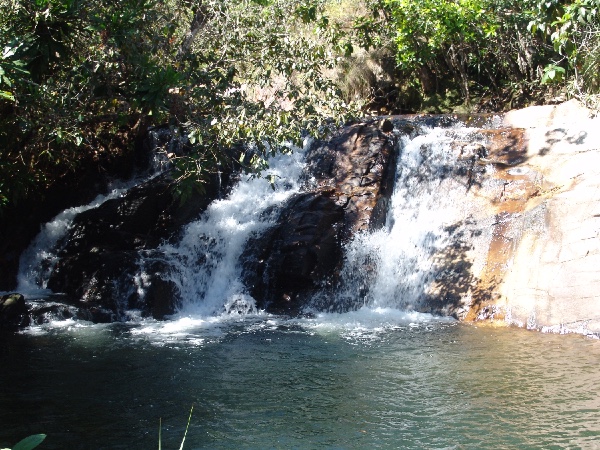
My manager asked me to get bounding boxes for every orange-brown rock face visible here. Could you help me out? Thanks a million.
[462,101,600,335]
[464,127,536,322]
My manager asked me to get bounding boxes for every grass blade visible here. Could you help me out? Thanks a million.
[178,406,194,450]
[158,417,162,450]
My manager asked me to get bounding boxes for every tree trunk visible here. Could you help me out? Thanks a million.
[178,2,209,59]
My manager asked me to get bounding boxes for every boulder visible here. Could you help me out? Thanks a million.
[241,119,399,314]
[465,100,600,334]
[304,119,399,237]
[241,193,345,314]
[0,293,30,330]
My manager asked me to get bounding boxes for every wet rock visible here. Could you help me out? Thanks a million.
[304,119,398,237]
[47,250,137,321]
[28,300,77,325]
[0,293,30,329]
[136,258,180,320]
[242,120,400,314]
[242,193,345,314]
[45,168,232,322]
[0,124,164,292]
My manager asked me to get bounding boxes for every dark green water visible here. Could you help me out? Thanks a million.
[1,310,599,449]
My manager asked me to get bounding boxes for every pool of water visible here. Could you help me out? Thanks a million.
[1,309,599,449]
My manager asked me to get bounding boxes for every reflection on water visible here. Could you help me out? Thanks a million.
[1,312,599,449]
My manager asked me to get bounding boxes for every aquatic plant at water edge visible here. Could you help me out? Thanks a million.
[1,434,46,450]
[158,406,193,450]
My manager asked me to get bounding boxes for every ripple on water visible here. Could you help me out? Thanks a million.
[5,312,600,449]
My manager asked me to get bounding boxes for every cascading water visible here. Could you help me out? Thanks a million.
[14,120,496,323]
[138,120,495,320]
[333,124,491,314]
[16,185,133,297]
[14,131,172,299]
[138,142,310,317]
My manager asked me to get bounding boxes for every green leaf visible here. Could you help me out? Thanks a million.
[2,46,16,59]
[12,434,47,450]
[541,64,565,84]
[0,90,15,101]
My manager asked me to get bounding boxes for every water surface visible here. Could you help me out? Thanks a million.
[1,310,598,449]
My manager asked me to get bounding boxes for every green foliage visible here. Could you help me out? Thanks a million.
[528,0,600,105]
[529,1,600,79]
[380,0,571,106]
[0,0,360,212]
[1,434,46,450]
[386,0,491,70]
[541,63,566,84]
[5,0,596,213]
[0,42,29,101]
[529,0,599,56]
[175,0,359,183]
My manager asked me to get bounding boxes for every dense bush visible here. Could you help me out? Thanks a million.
[529,0,600,107]
[377,0,599,109]
[381,0,545,105]
[0,0,359,211]
[1,0,599,212]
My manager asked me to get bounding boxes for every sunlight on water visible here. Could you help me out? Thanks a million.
[297,307,455,340]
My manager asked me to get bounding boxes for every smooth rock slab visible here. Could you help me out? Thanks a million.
[469,100,600,335]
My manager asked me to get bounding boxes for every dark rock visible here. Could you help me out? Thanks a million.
[379,118,394,133]
[0,123,195,292]
[29,301,77,325]
[241,193,345,314]
[241,120,401,315]
[137,258,180,319]
[47,250,137,321]
[45,168,232,322]
[144,276,179,320]
[0,168,117,292]
[304,120,399,238]
[0,293,30,329]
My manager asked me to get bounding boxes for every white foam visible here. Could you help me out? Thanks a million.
[157,144,308,317]
[16,184,134,296]
[338,126,485,310]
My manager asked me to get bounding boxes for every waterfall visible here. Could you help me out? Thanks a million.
[334,125,490,313]
[16,185,133,297]
[15,135,172,298]
[149,143,309,317]
[157,121,492,318]
[13,118,499,324]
